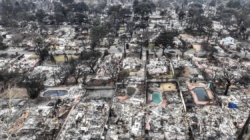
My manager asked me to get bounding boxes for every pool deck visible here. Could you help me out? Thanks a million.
[186,82,214,105]
[159,83,177,92]
[148,83,178,106]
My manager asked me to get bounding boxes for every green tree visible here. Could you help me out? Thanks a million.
[126,21,135,37]
[226,0,241,9]
[0,36,8,50]
[61,0,74,5]
[133,0,139,9]
[118,69,129,87]
[119,8,131,23]
[178,10,186,21]
[0,70,18,87]
[209,0,216,6]
[35,9,46,22]
[107,5,121,24]
[107,33,115,47]
[134,2,153,19]
[22,73,45,99]
[155,30,179,56]
[75,13,88,25]
[90,24,110,49]
[73,2,88,13]
[195,16,213,36]
[0,0,14,18]
[201,41,218,56]
[188,4,204,18]
[134,21,148,34]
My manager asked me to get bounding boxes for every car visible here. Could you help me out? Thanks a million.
[227,51,233,54]
[168,50,176,53]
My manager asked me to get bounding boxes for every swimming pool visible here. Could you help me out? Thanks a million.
[152,91,162,104]
[193,88,210,101]
[43,90,68,97]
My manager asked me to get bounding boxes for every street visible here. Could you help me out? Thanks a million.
[1,46,250,59]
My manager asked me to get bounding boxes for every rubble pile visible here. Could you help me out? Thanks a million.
[106,101,144,139]
[67,86,85,99]
[96,54,120,79]
[172,57,193,68]
[15,98,73,140]
[147,57,168,75]
[146,106,188,139]
[31,66,63,86]
[123,57,142,69]
[59,99,110,140]
[0,57,38,73]
[186,104,249,139]
[147,92,188,139]
[0,99,27,139]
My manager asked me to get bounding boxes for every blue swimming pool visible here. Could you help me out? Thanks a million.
[43,90,68,97]
[152,91,162,104]
[193,88,210,101]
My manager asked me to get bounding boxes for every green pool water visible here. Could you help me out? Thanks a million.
[152,91,162,104]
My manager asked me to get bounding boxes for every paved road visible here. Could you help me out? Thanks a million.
[1,46,250,59]
[106,46,250,58]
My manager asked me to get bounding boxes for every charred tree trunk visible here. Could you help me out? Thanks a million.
[140,44,143,59]
[74,76,79,84]
[124,42,126,58]
[162,48,165,56]
[224,78,231,96]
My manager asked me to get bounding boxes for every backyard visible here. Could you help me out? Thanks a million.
[47,55,79,64]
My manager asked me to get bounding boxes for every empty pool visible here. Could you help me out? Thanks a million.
[193,88,210,101]
[43,90,68,97]
[152,91,162,104]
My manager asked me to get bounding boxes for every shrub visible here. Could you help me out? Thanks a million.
[127,87,136,96]
[0,43,8,50]
[0,53,8,58]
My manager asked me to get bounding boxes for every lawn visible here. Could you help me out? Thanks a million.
[119,27,125,33]
[148,43,160,49]
[127,87,136,96]
[1,88,28,99]
[180,34,193,38]
[119,29,125,33]
[28,55,39,59]
[48,45,59,50]
[150,74,173,79]
[48,55,79,64]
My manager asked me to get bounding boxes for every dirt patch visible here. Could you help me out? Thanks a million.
[127,52,140,58]
[180,34,194,38]
[137,84,145,94]
[87,79,114,86]
[182,67,190,77]
[67,76,76,85]
[47,54,79,64]
[193,45,201,51]
[0,88,28,99]
[159,83,177,92]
